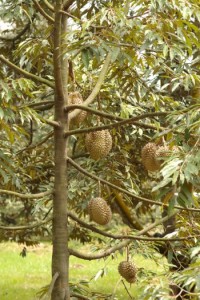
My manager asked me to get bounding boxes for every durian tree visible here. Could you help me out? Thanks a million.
[0,0,200,299]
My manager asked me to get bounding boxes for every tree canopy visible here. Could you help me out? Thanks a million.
[0,0,200,299]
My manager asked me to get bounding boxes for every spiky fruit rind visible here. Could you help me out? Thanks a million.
[85,130,112,160]
[156,145,179,162]
[141,142,160,172]
[156,145,170,160]
[68,91,87,124]
[88,197,112,225]
[118,261,137,283]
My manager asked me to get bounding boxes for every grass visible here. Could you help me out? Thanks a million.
[0,241,165,300]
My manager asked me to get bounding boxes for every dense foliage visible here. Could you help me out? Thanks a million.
[0,0,200,299]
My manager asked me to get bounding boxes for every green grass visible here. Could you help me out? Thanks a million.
[0,242,165,300]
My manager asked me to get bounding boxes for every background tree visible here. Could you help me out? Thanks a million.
[0,0,200,299]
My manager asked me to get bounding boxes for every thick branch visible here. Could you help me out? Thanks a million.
[69,239,130,260]
[67,158,200,213]
[0,189,52,199]
[0,217,52,231]
[65,111,168,137]
[69,52,112,121]
[68,211,199,242]
[0,55,54,88]
[33,0,54,23]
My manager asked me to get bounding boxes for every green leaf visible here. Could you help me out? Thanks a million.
[111,47,120,62]
[81,49,90,68]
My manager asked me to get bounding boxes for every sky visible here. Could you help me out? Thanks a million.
[0,20,13,31]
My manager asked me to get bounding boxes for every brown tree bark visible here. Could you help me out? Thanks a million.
[51,1,70,299]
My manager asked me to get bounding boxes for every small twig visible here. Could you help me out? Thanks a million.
[121,279,134,300]
[17,131,53,154]
[43,0,54,12]
[70,293,90,300]
[0,55,54,88]
[126,245,129,262]
[0,217,52,231]
[111,277,122,300]
[98,180,101,197]
[48,272,59,296]
[0,189,52,199]
[59,9,81,22]
[33,0,54,23]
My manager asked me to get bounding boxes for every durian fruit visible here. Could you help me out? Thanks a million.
[68,91,87,124]
[118,261,137,283]
[156,145,179,163]
[88,197,112,225]
[156,145,170,161]
[141,142,160,172]
[85,130,112,160]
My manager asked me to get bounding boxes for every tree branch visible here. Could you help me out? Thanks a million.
[65,111,168,137]
[33,0,54,23]
[53,4,65,101]
[43,0,54,12]
[69,52,112,121]
[44,119,60,127]
[70,294,89,300]
[0,55,54,88]
[63,0,74,10]
[69,240,130,260]
[67,158,200,213]
[0,217,52,231]
[0,189,52,199]
[65,104,122,120]
[69,211,200,242]
[59,10,81,21]
[17,131,53,154]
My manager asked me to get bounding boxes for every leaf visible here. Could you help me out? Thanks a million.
[0,107,4,119]
[168,197,175,216]
[94,269,104,281]
[161,158,183,178]
[81,49,90,68]
[163,44,168,58]
[152,178,172,192]
[111,47,120,62]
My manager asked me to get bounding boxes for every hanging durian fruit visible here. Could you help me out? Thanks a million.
[118,261,137,283]
[88,197,112,225]
[85,129,112,160]
[156,145,170,161]
[141,142,160,172]
[68,91,87,125]
[142,142,179,172]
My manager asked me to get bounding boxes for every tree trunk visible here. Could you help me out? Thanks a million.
[51,1,70,299]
